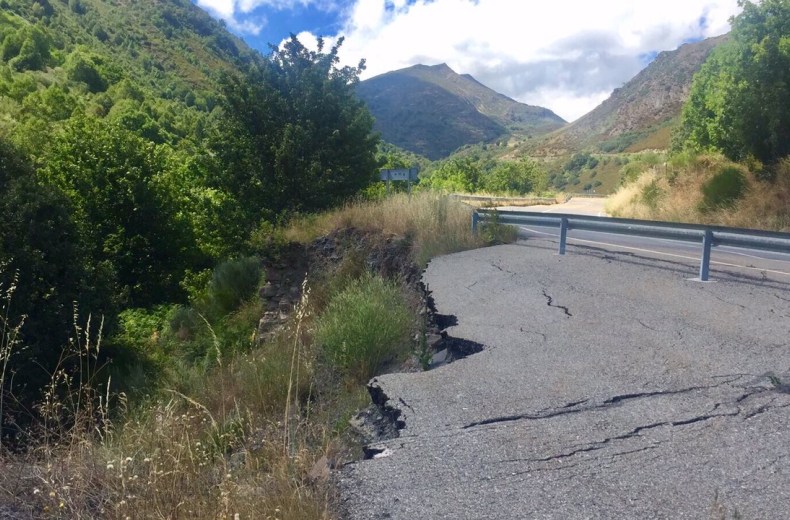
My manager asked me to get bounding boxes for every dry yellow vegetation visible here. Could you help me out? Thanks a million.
[606,154,790,231]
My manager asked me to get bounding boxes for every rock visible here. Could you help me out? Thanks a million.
[427,333,444,349]
[430,348,449,367]
[261,282,277,298]
[259,313,279,330]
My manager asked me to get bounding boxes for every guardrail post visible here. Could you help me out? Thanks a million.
[699,229,713,281]
[558,217,568,255]
[472,212,480,235]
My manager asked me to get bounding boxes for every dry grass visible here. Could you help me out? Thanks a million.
[285,192,489,266]
[0,291,343,520]
[606,154,790,231]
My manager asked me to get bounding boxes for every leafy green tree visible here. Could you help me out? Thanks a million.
[483,159,547,195]
[0,139,114,420]
[216,35,379,224]
[21,84,78,121]
[64,46,115,93]
[1,25,51,71]
[421,157,482,192]
[41,116,202,307]
[676,0,790,164]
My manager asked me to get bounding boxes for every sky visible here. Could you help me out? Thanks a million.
[194,0,742,122]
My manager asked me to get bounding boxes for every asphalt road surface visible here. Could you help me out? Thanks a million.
[498,196,608,217]
[337,233,790,519]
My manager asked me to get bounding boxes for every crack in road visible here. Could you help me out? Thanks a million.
[709,293,747,310]
[636,319,658,331]
[519,327,548,341]
[491,406,739,467]
[541,289,572,317]
[774,293,790,303]
[463,378,741,429]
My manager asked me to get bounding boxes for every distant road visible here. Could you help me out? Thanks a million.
[497,196,608,216]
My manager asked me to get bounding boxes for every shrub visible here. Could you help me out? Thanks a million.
[641,179,663,209]
[699,166,747,212]
[316,274,412,382]
[205,257,261,317]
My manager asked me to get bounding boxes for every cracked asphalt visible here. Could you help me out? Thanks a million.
[337,237,790,519]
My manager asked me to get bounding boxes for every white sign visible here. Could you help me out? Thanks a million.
[380,168,419,181]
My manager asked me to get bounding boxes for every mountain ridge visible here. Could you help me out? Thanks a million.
[357,63,565,159]
[531,34,729,155]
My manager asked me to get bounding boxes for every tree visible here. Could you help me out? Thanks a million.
[216,35,379,226]
[421,157,482,193]
[0,139,113,422]
[1,25,51,72]
[65,46,114,93]
[483,159,547,195]
[41,116,202,307]
[676,0,790,165]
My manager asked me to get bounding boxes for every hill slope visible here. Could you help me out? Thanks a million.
[532,35,728,156]
[0,0,260,156]
[357,63,565,160]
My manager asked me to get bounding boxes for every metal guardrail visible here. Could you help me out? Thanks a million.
[472,209,790,281]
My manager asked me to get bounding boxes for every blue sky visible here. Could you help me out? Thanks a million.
[194,0,740,121]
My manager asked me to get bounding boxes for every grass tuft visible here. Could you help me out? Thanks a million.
[316,273,413,383]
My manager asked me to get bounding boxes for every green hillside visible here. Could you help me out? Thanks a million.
[0,0,261,158]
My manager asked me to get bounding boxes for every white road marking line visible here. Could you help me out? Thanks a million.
[520,227,790,277]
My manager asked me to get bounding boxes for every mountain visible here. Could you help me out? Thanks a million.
[357,63,565,160]
[532,35,728,156]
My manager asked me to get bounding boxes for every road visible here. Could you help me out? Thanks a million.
[498,196,608,217]
[337,229,790,518]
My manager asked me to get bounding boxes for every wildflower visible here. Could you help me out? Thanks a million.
[106,463,114,470]
[33,489,40,495]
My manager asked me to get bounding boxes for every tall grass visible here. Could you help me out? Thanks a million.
[284,192,489,266]
[0,269,22,449]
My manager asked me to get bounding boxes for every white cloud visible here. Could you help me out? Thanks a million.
[322,0,741,121]
[197,0,742,120]
[196,0,338,34]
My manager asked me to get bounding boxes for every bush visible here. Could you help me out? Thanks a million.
[699,166,747,211]
[205,257,261,317]
[316,274,412,382]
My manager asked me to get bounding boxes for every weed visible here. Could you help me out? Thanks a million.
[481,210,519,245]
[284,192,487,267]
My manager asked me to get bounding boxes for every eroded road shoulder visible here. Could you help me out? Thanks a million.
[337,239,790,520]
